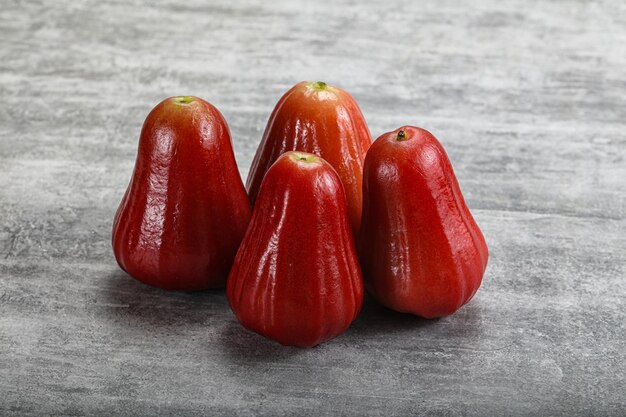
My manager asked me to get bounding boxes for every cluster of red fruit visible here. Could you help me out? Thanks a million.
[112,81,488,348]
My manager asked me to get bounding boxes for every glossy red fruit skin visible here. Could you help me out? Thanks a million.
[228,151,364,348]
[112,96,251,291]
[358,126,488,318]
[246,81,371,234]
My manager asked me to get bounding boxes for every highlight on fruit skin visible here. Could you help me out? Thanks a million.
[112,96,251,291]
[358,126,488,318]
[246,80,372,235]
[228,151,364,348]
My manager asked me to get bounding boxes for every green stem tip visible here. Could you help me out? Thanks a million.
[310,81,328,90]
[173,96,195,104]
[290,152,320,163]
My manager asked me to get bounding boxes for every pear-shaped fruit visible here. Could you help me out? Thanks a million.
[246,81,371,234]
[112,96,251,290]
[358,126,488,318]
[228,151,364,347]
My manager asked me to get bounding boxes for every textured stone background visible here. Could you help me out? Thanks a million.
[1,0,625,415]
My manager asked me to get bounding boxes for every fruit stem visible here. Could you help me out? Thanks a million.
[290,152,320,163]
[396,130,407,141]
[173,96,195,104]
[310,81,328,90]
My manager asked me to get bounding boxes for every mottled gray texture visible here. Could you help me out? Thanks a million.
[1,0,625,416]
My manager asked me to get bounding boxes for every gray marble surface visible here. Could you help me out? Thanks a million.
[1,0,625,415]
